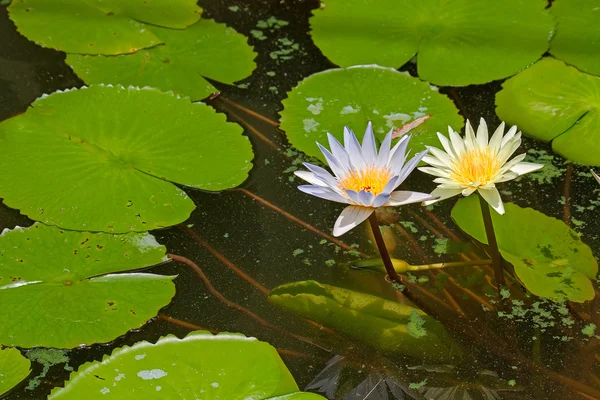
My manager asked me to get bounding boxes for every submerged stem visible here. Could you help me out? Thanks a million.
[478,194,506,286]
[368,213,402,284]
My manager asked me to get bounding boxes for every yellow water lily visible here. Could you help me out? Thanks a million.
[294,122,437,236]
[418,118,543,214]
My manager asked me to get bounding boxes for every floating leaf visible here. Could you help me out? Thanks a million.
[49,331,326,399]
[8,0,201,55]
[0,85,253,232]
[268,280,462,363]
[309,0,553,86]
[549,0,600,76]
[496,57,600,166]
[0,223,175,348]
[0,348,30,396]
[279,65,462,162]
[451,196,597,302]
[66,19,257,101]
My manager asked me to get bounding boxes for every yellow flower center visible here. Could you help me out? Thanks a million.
[450,147,501,187]
[338,167,393,195]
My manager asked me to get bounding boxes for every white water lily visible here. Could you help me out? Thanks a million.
[294,122,437,237]
[418,118,543,214]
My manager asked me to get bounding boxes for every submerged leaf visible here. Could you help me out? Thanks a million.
[67,19,257,101]
[549,0,600,76]
[0,223,175,348]
[268,280,462,363]
[0,348,30,396]
[451,196,597,302]
[496,57,600,166]
[309,0,553,85]
[0,85,253,232]
[49,330,325,399]
[280,65,462,162]
[8,0,201,54]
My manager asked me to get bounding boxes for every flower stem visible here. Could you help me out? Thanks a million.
[478,194,506,286]
[368,213,402,284]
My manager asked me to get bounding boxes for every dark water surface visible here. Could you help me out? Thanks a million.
[1,0,599,399]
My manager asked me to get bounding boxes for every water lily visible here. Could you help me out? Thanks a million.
[418,118,543,214]
[294,122,436,237]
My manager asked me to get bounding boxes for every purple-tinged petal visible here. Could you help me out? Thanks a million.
[303,162,339,188]
[361,121,377,165]
[387,135,410,168]
[376,128,393,167]
[298,185,349,204]
[381,175,399,194]
[358,190,375,206]
[345,189,361,204]
[317,142,347,178]
[343,126,365,170]
[372,192,391,208]
[333,206,374,237]
[294,171,327,187]
[327,132,351,174]
[394,149,428,186]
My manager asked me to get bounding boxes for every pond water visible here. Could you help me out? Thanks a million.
[1,0,599,399]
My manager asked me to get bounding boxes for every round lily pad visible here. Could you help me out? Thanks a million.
[279,65,463,162]
[496,57,600,166]
[309,0,554,86]
[0,85,253,233]
[49,331,326,399]
[8,0,201,55]
[0,348,30,396]
[451,196,597,302]
[66,19,257,101]
[0,223,175,348]
[550,0,600,76]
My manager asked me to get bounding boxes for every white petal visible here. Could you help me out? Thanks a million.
[509,162,544,176]
[418,166,451,178]
[344,126,365,170]
[500,125,518,147]
[294,170,327,187]
[303,162,339,188]
[495,171,519,183]
[476,117,488,148]
[372,192,391,207]
[317,143,347,178]
[464,120,477,150]
[422,187,463,205]
[386,190,439,206]
[333,206,374,237]
[449,127,465,156]
[437,132,456,159]
[427,146,452,167]
[361,121,377,164]
[593,170,600,184]
[358,190,375,206]
[387,135,410,169]
[376,129,393,167]
[327,133,351,174]
[478,187,505,215]
[394,149,428,185]
[496,138,521,165]
[462,186,477,196]
[298,185,349,204]
[422,154,449,169]
[489,122,505,154]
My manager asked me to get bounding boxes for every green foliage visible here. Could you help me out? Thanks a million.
[268,280,462,363]
[8,0,201,54]
[49,331,326,399]
[67,19,256,101]
[550,0,600,76]
[0,348,30,396]
[451,196,597,302]
[279,65,462,162]
[0,85,253,232]
[496,57,600,166]
[309,0,553,85]
[0,223,175,348]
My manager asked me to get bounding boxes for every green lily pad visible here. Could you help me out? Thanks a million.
[66,19,257,101]
[451,196,597,302]
[268,280,463,363]
[49,331,326,399]
[0,223,175,348]
[279,65,463,162]
[549,0,600,76]
[496,57,600,166]
[309,0,553,86]
[0,85,253,232]
[8,0,201,55]
[0,348,31,396]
